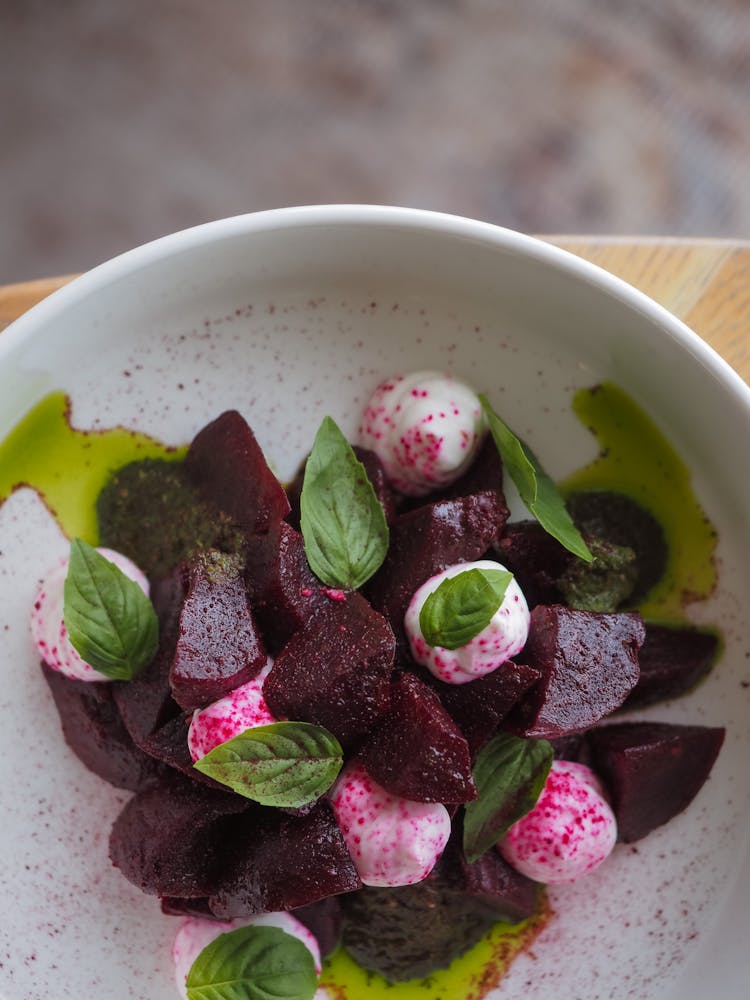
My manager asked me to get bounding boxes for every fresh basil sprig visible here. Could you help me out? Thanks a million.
[193,721,344,808]
[479,396,592,562]
[186,924,318,1000]
[300,416,389,589]
[463,731,553,862]
[419,567,513,649]
[62,538,158,681]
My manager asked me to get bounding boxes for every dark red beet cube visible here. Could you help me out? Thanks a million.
[365,491,508,640]
[621,624,719,711]
[244,522,328,653]
[358,672,476,803]
[113,566,187,746]
[41,662,165,791]
[427,434,505,503]
[508,605,644,738]
[109,773,249,897]
[209,801,361,916]
[170,549,267,711]
[185,409,290,536]
[587,721,725,842]
[264,592,395,747]
[495,520,573,608]
[438,662,542,755]
[456,840,540,921]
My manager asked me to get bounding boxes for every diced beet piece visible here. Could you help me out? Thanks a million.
[244,522,328,653]
[508,605,644,738]
[113,566,187,745]
[170,549,267,711]
[185,410,290,536]
[41,662,165,791]
[292,897,344,959]
[140,712,224,790]
[340,835,538,981]
[495,520,573,608]
[438,662,542,755]
[456,841,540,922]
[209,801,361,916]
[621,624,719,711]
[109,773,249,897]
[365,492,508,640]
[549,731,590,764]
[430,434,505,502]
[161,896,215,919]
[264,592,394,747]
[587,721,725,842]
[358,673,476,803]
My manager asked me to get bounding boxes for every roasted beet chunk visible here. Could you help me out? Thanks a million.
[113,565,188,746]
[358,673,476,803]
[170,550,267,711]
[244,522,328,653]
[366,492,508,639]
[209,801,361,916]
[508,605,644,739]
[438,662,542,755]
[264,592,394,747]
[109,773,249,897]
[41,663,165,791]
[586,721,725,842]
[341,838,538,981]
[292,897,344,959]
[185,409,290,535]
[621,624,720,711]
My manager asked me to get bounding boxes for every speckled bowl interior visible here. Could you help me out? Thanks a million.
[0,206,748,1000]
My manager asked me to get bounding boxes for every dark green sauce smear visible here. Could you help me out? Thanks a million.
[0,383,719,998]
[561,382,717,623]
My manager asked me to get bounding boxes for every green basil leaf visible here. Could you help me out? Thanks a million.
[479,395,593,562]
[419,567,513,649]
[463,732,553,862]
[300,416,389,589]
[193,721,344,808]
[63,538,158,681]
[186,924,318,1000]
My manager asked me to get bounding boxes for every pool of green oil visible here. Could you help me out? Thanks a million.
[0,383,718,998]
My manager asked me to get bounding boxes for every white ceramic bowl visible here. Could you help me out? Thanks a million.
[0,206,748,1000]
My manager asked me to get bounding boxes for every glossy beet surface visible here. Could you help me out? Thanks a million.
[622,623,719,710]
[169,549,267,711]
[587,721,725,842]
[264,591,395,747]
[358,672,476,803]
[509,605,644,738]
[185,409,291,535]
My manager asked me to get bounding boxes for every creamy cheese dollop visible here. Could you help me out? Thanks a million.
[358,371,485,496]
[405,559,530,685]
[188,658,276,761]
[172,912,322,1000]
[498,760,618,884]
[30,547,150,682]
[329,760,451,887]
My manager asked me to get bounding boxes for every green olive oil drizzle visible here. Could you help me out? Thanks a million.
[561,382,717,622]
[0,390,183,543]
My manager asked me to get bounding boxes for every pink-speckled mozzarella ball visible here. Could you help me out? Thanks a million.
[499,761,617,885]
[172,912,322,999]
[30,547,150,682]
[358,371,485,496]
[405,560,530,684]
[187,658,276,761]
[329,760,451,887]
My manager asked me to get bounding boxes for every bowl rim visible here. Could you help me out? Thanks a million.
[1,204,748,412]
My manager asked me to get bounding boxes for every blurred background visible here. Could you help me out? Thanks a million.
[1,0,749,283]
